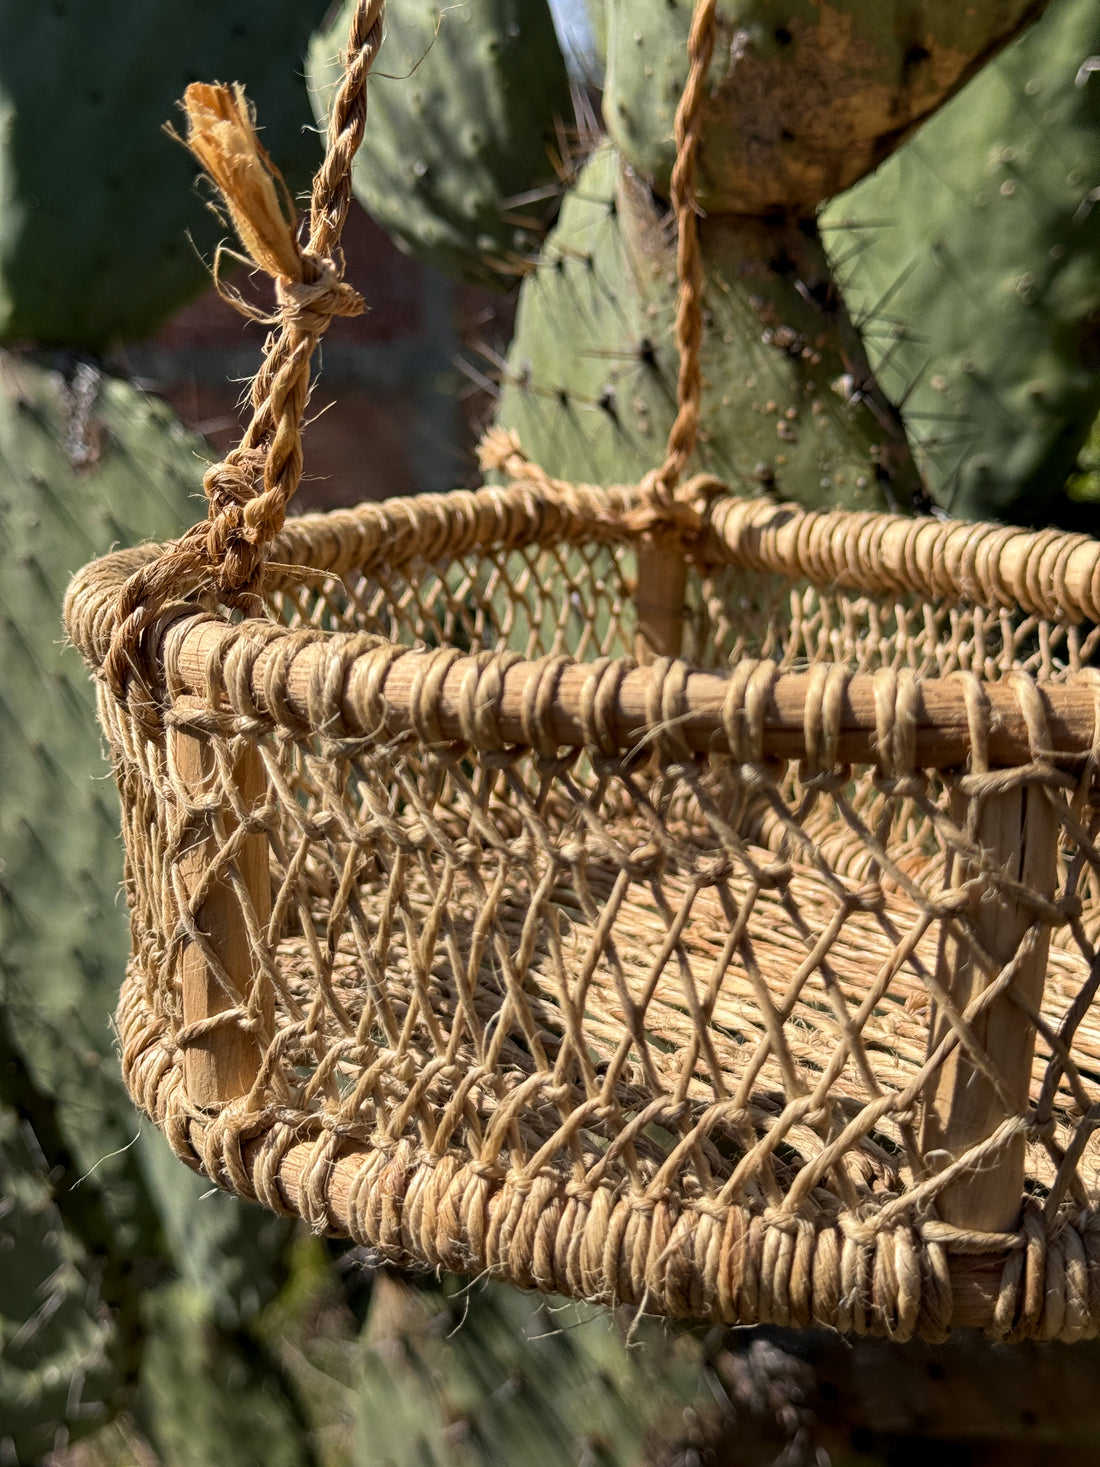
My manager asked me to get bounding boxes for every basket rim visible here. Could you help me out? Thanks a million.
[71,469,1100,622]
[64,475,1100,772]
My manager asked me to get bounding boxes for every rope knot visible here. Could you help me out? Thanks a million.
[276,254,364,334]
[203,450,264,515]
[199,449,275,601]
[621,468,722,549]
[100,1,387,732]
[204,504,265,601]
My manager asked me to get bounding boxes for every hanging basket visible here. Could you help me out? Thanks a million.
[65,0,1100,1342]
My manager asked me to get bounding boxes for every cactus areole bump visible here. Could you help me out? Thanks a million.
[66,0,1100,1341]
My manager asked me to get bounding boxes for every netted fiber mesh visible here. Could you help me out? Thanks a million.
[63,0,1100,1341]
[67,463,1100,1341]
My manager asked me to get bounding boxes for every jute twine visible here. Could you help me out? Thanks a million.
[61,0,1100,1340]
[655,0,715,495]
[104,0,384,722]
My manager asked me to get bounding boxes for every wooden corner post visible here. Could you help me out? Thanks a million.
[170,702,273,1107]
[635,541,688,663]
[920,761,1058,1234]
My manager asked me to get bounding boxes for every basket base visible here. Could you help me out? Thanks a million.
[117,957,1100,1343]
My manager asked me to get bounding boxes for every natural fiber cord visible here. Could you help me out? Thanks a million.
[63,0,1100,1341]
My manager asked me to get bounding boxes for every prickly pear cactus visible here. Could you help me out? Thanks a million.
[1069,408,1100,506]
[309,0,1097,524]
[310,1271,710,1467]
[307,0,572,288]
[0,350,202,1226]
[0,0,330,348]
[0,1008,142,1464]
[603,0,1053,212]
[822,0,1100,526]
[0,349,299,1454]
[136,1284,318,1467]
[495,143,924,511]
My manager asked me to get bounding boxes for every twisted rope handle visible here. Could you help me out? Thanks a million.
[627,0,716,660]
[483,0,716,516]
[108,0,712,703]
[106,0,385,707]
[652,0,716,498]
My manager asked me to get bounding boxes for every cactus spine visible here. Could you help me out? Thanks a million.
[496,141,925,510]
[602,0,1055,213]
[0,351,305,1460]
[822,0,1100,525]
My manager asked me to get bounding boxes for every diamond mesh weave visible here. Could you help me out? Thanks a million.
[59,0,1100,1342]
[66,461,1100,1342]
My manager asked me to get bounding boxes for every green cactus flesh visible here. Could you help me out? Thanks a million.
[0,349,298,1450]
[1068,407,1100,505]
[0,0,330,348]
[0,351,201,1242]
[495,142,924,513]
[822,0,1100,526]
[0,1007,142,1463]
[603,0,1052,213]
[323,1272,710,1467]
[0,348,297,1295]
[307,0,573,290]
[135,1284,319,1467]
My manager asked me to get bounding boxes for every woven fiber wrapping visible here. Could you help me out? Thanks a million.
[66,456,1100,1342]
[61,0,1100,1341]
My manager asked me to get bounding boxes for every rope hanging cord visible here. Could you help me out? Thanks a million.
[104,0,385,712]
[625,0,718,658]
[104,0,719,689]
[654,0,715,498]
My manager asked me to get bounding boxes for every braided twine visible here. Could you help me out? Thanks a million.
[62,0,1100,1340]
[102,0,385,720]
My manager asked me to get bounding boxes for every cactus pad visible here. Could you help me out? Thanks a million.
[0,1,328,347]
[0,350,299,1449]
[308,0,573,289]
[823,0,1100,525]
[604,0,1052,212]
[496,143,924,512]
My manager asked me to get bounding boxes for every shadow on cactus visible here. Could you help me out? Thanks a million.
[0,0,330,348]
[822,0,1100,527]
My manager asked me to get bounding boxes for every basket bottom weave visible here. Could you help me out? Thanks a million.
[118,842,1100,1342]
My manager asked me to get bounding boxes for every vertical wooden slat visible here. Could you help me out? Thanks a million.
[171,704,272,1107]
[635,544,688,662]
[920,781,1058,1232]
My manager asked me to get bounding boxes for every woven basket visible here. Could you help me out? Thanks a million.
[65,0,1100,1342]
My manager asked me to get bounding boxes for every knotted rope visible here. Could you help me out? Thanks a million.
[654,0,715,496]
[105,0,385,720]
[634,0,717,539]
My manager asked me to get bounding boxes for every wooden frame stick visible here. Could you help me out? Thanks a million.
[162,618,1100,772]
[920,781,1058,1232]
[171,700,272,1106]
[635,543,688,661]
[153,1113,1041,1331]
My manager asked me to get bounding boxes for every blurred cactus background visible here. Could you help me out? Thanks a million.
[2,0,1100,1463]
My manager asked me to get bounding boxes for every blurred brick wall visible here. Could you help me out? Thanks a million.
[112,206,511,514]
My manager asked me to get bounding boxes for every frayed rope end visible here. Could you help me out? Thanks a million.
[181,81,302,282]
